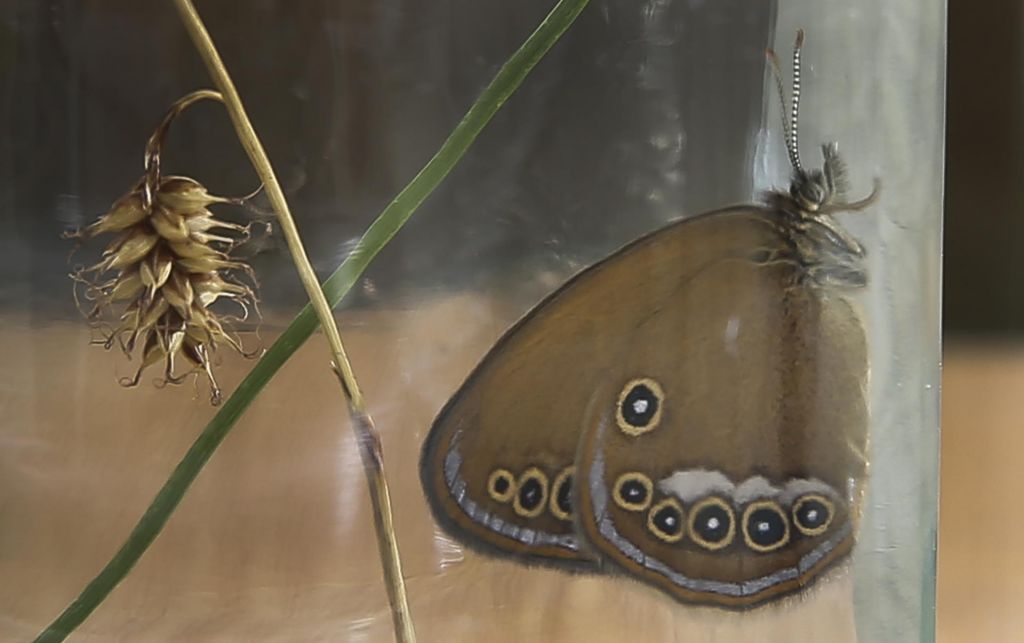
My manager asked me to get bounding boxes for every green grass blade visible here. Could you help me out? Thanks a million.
[34,1,590,641]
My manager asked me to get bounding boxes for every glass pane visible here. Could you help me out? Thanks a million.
[0,1,942,640]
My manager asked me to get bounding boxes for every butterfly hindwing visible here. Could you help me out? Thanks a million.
[573,215,868,607]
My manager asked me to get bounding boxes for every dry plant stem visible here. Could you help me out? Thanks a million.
[171,1,414,641]
[171,0,363,410]
[349,405,413,641]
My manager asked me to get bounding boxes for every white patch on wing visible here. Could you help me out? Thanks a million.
[658,469,735,503]
[723,315,741,357]
[733,476,781,504]
[657,470,843,505]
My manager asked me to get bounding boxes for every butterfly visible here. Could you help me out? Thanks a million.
[420,29,877,608]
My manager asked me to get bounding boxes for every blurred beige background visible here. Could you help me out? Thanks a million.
[0,305,1009,641]
[939,345,1024,642]
[1,303,869,642]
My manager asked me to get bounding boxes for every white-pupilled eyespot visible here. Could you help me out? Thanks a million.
[615,378,665,436]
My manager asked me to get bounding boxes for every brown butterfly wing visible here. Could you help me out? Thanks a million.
[573,212,868,607]
[419,207,810,569]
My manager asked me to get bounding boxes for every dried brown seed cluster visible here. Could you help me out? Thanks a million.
[69,90,260,405]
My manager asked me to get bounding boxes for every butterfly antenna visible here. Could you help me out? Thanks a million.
[767,30,805,174]
[788,29,805,174]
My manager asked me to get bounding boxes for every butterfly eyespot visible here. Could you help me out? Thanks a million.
[512,467,549,518]
[615,378,665,436]
[486,468,516,504]
[688,496,736,551]
[792,494,835,536]
[646,497,685,543]
[612,472,653,512]
[742,500,791,553]
[549,467,575,521]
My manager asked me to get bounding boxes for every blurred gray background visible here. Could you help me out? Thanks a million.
[0,0,774,317]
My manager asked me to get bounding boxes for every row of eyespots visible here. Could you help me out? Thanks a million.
[611,472,835,551]
[486,466,575,521]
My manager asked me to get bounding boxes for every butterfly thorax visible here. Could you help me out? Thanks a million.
[764,143,877,290]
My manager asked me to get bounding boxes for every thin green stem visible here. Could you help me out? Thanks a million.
[34,0,590,641]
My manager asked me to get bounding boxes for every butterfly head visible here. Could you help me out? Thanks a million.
[770,32,879,217]
[790,142,848,213]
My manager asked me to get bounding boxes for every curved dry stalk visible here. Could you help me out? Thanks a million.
[171,0,415,640]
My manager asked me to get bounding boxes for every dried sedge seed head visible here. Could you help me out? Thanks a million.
[155,176,233,212]
[70,174,260,405]
[68,90,262,405]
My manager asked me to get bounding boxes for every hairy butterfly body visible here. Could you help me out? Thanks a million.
[420,30,877,608]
